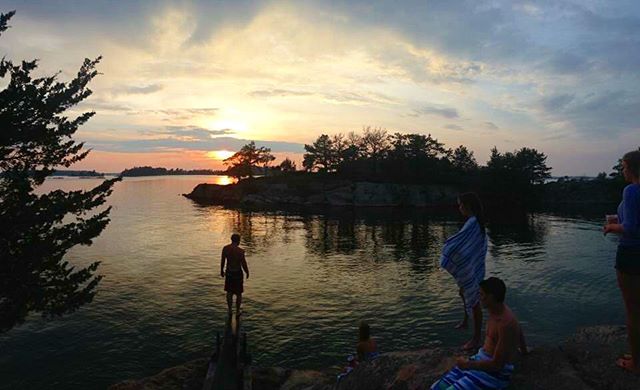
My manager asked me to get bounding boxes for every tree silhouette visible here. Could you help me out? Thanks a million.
[278,157,297,172]
[223,141,275,178]
[0,11,120,332]
[303,134,335,172]
[451,145,478,172]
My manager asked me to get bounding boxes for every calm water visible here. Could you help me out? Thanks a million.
[0,176,624,389]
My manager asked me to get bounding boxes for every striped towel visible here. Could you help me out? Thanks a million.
[440,216,487,313]
[430,348,514,390]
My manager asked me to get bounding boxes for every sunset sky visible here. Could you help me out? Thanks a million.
[1,1,639,175]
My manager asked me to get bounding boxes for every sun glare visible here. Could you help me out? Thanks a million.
[207,150,235,160]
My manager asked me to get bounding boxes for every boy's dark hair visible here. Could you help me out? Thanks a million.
[623,150,640,179]
[231,234,241,243]
[479,277,506,303]
[359,321,370,341]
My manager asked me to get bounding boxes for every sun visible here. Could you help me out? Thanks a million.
[207,150,235,160]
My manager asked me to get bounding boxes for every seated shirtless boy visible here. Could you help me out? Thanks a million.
[431,277,528,390]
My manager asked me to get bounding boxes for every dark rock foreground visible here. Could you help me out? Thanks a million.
[110,325,640,389]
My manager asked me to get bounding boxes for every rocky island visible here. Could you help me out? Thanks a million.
[183,176,459,208]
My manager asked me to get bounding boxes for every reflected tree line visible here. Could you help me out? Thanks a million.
[217,207,551,271]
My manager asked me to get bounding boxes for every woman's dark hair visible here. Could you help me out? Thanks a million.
[458,192,486,233]
[623,150,640,179]
[359,321,370,341]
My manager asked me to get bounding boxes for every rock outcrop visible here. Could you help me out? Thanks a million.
[183,177,458,208]
[109,325,640,390]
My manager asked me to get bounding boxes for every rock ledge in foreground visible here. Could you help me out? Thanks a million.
[110,325,640,390]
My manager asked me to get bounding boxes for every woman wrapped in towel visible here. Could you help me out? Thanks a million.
[431,277,528,390]
[441,192,487,350]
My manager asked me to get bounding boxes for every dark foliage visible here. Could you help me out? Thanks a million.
[0,11,120,332]
[120,166,224,177]
[278,158,297,172]
[223,141,275,179]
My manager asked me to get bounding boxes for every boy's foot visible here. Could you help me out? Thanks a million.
[455,319,469,330]
[616,357,640,374]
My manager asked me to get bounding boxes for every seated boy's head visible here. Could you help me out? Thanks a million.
[479,277,506,308]
[359,321,370,341]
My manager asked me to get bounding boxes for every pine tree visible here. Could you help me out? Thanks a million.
[223,141,276,178]
[0,11,120,332]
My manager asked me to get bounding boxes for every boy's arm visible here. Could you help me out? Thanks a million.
[241,251,249,279]
[220,248,226,277]
[518,325,529,354]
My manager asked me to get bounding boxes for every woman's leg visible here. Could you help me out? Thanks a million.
[456,287,469,329]
[616,270,640,373]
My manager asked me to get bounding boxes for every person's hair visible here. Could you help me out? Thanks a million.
[480,277,506,303]
[623,150,640,179]
[231,233,241,244]
[458,192,486,233]
[359,321,370,341]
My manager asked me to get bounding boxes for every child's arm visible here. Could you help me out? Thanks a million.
[220,248,226,277]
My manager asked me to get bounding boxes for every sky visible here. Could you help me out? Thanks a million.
[1,0,639,175]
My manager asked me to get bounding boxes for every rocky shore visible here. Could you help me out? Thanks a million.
[183,176,459,208]
[110,325,639,390]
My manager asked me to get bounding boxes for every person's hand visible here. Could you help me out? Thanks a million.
[245,272,250,280]
[603,224,616,235]
[456,357,470,370]
[220,271,225,278]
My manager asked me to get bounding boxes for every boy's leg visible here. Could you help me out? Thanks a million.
[236,293,242,316]
[226,292,233,314]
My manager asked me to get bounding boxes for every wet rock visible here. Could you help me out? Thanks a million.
[111,326,640,390]
[108,358,208,390]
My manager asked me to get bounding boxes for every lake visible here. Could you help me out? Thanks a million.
[0,176,624,389]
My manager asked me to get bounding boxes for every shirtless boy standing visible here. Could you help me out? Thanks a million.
[220,234,249,317]
[431,277,528,390]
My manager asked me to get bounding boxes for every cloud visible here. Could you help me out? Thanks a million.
[83,128,305,154]
[250,88,398,106]
[484,121,499,130]
[540,93,575,113]
[77,98,133,113]
[249,89,314,98]
[444,124,464,131]
[412,105,460,119]
[539,89,640,135]
[143,126,235,140]
[113,83,164,95]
